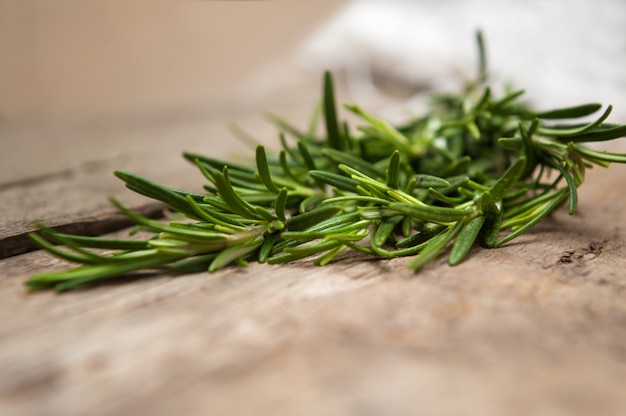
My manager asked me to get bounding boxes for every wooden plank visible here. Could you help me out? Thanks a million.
[1,159,625,416]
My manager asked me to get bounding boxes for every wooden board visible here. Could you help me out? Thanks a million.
[1,120,626,415]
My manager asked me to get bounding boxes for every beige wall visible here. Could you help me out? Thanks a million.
[0,0,342,121]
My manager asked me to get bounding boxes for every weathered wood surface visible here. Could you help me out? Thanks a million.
[1,111,626,415]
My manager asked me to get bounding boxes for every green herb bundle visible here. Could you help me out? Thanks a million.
[28,34,626,291]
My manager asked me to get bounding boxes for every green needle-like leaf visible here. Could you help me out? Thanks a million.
[449,215,486,265]
[324,149,383,180]
[309,170,359,193]
[211,167,261,220]
[489,156,527,201]
[408,221,465,272]
[256,145,280,194]
[274,188,289,222]
[386,150,401,188]
[535,103,602,119]
[574,144,626,163]
[385,202,472,224]
[209,237,264,272]
[346,104,413,153]
[268,240,341,264]
[27,251,186,292]
[412,175,451,189]
[323,71,346,150]
[286,206,343,232]
[496,189,569,247]
[537,105,612,138]
[114,171,198,219]
[32,222,150,250]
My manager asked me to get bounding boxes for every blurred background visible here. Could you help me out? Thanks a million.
[0,0,342,122]
[1,0,625,125]
[1,0,625,206]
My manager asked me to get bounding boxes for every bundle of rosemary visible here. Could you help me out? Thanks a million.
[28,34,626,291]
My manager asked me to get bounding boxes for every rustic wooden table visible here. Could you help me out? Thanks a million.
[2,93,626,416]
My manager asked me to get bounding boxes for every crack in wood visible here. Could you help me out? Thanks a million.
[0,202,165,259]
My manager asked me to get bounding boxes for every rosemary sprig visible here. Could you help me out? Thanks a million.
[26,33,626,291]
